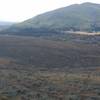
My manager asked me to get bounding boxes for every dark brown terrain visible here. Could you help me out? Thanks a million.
[0,35,100,69]
[0,35,99,100]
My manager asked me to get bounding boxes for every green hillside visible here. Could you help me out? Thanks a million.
[17,2,100,31]
[2,2,100,36]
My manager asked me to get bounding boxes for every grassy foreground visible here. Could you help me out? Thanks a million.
[0,68,99,100]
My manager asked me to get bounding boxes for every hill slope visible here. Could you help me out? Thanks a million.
[1,2,100,36]
[20,2,100,31]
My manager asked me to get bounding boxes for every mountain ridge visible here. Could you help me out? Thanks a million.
[1,2,100,36]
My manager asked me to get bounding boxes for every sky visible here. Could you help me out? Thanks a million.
[0,0,100,22]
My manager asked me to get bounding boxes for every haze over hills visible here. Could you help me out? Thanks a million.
[1,2,100,36]
[0,21,14,31]
[0,21,13,25]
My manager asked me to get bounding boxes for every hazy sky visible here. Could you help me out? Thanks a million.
[0,0,100,22]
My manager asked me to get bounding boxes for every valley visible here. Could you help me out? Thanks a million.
[0,35,99,100]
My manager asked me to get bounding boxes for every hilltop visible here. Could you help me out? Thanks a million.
[1,2,100,36]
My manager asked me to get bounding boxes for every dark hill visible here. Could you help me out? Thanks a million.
[1,2,100,36]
